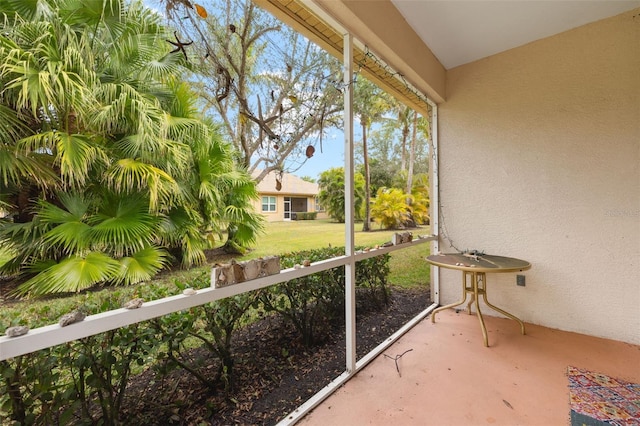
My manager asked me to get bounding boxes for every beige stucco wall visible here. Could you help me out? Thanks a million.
[252,194,326,222]
[438,9,639,344]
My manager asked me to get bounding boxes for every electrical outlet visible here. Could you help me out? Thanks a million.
[516,275,526,287]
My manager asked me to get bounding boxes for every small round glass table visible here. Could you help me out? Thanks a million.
[426,253,531,347]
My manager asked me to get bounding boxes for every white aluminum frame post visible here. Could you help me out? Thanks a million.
[343,32,357,374]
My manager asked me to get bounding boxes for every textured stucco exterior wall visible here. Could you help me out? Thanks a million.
[438,9,639,344]
[251,195,325,222]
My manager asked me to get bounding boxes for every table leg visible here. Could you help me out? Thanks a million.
[473,272,489,347]
[481,284,526,335]
[431,269,471,323]
[465,271,475,315]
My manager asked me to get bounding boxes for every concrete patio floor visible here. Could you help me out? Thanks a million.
[299,308,640,425]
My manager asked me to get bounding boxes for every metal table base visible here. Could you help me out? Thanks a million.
[431,270,526,347]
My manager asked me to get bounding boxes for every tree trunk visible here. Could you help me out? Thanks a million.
[406,111,418,195]
[362,120,371,232]
[400,120,410,172]
[405,111,419,227]
[222,226,246,254]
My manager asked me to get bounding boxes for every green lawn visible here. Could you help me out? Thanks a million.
[243,219,412,259]
[244,219,431,289]
[388,243,430,288]
[153,219,431,294]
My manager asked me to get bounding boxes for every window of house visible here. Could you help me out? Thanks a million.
[262,196,276,212]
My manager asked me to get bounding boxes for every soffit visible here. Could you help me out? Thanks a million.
[253,0,432,116]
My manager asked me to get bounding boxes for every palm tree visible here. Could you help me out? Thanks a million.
[0,0,263,296]
[352,75,394,231]
[318,167,365,223]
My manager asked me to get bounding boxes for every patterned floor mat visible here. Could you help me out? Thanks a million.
[568,366,640,426]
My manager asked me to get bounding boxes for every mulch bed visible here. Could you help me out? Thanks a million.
[120,286,431,425]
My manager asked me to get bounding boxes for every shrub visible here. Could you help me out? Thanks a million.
[0,247,392,422]
[67,323,160,424]
[154,286,259,392]
[1,348,74,425]
[371,187,413,229]
[260,247,346,346]
[292,212,317,220]
[260,246,391,346]
[0,285,173,424]
[356,253,391,310]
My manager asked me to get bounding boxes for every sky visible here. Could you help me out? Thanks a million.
[286,131,346,180]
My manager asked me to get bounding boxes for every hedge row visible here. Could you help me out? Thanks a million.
[0,247,390,425]
[291,211,317,220]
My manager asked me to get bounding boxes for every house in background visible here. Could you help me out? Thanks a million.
[252,170,326,222]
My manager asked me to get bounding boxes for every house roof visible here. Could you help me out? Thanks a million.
[253,170,319,196]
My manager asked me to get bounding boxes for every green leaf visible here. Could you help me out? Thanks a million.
[17,252,120,296]
[115,246,168,286]
[89,196,157,256]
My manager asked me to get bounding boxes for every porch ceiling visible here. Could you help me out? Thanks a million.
[391,0,640,70]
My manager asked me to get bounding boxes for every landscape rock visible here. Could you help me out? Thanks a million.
[5,325,29,337]
[213,256,281,288]
[124,298,144,309]
[59,310,86,327]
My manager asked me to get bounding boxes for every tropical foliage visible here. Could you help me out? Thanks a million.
[370,187,413,229]
[408,172,430,225]
[352,75,395,231]
[370,173,430,229]
[317,167,365,223]
[0,0,263,296]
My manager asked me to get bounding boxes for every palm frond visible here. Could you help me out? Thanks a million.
[0,104,32,142]
[56,133,107,187]
[177,228,208,268]
[222,206,265,246]
[41,221,92,254]
[0,147,58,189]
[16,252,121,296]
[2,1,56,25]
[115,245,168,286]
[90,81,164,135]
[2,44,87,118]
[104,158,179,211]
[155,207,208,268]
[37,192,92,253]
[89,196,157,257]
